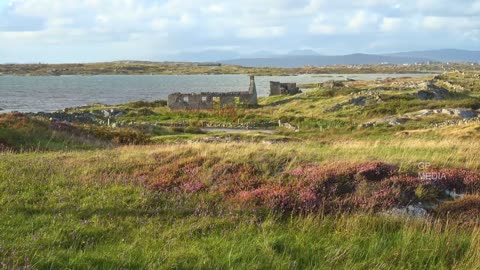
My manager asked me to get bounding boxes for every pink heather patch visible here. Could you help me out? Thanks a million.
[183,181,205,193]
[234,189,267,207]
[264,186,296,212]
[287,167,306,177]
[436,168,480,192]
[298,188,319,211]
[183,164,201,176]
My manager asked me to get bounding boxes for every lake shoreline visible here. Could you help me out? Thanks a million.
[0,73,433,113]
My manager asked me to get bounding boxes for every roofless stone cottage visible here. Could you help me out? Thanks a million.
[168,76,258,110]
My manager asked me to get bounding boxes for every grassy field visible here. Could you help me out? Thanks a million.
[1,144,480,269]
[2,71,480,269]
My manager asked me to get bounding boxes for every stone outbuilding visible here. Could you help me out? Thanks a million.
[168,76,258,110]
[269,81,301,96]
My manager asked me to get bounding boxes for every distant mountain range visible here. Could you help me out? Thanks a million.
[219,49,480,68]
[220,53,432,68]
[386,49,480,63]
[166,49,480,68]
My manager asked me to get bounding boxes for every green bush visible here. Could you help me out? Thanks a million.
[127,100,167,108]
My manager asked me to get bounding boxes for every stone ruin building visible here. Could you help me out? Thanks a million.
[168,76,257,110]
[269,81,301,96]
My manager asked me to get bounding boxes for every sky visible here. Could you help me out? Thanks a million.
[0,0,479,63]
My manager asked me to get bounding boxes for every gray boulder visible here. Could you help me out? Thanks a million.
[453,109,477,119]
[386,117,408,126]
[416,82,452,100]
[350,96,367,106]
[321,80,345,89]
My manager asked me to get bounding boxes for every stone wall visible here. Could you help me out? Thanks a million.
[168,76,257,110]
[270,81,300,96]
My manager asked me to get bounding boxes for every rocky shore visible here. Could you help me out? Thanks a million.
[26,107,282,131]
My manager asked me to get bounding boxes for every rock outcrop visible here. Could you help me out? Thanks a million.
[415,82,453,100]
[361,108,479,128]
[326,90,382,112]
[319,80,346,89]
[406,109,478,119]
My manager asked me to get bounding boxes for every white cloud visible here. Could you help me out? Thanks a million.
[237,26,285,38]
[464,29,480,41]
[202,4,224,14]
[151,18,170,31]
[473,0,480,12]
[347,10,380,32]
[1,0,479,62]
[309,15,336,34]
[422,16,480,31]
[380,17,405,32]
[179,14,195,26]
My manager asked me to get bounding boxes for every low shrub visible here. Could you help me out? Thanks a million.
[127,100,167,108]
[138,158,480,216]
[86,126,150,144]
[137,108,155,116]
[436,169,480,193]
[355,162,399,181]
[435,196,480,224]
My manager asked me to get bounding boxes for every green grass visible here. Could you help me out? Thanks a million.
[0,114,108,151]
[1,147,480,269]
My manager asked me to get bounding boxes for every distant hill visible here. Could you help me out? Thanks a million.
[287,49,320,56]
[164,50,242,62]
[220,53,430,68]
[387,49,480,63]
[218,49,480,68]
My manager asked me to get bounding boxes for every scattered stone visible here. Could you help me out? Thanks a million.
[387,204,428,218]
[102,109,125,118]
[350,96,367,106]
[361,122,376,128]
[453,109,477,119]
[446,190,465,200]
[439,81,465,92]
[406,108,478,119]
[431,116,480,128]
[386,117,408,126]
[387,80,427,90]
[368,86,395,91]
[361,108,478,128]
[326,90,382,112]
[320,80,346,89]
[29,108,129,126]
[278,121,299,131]
[196,136,240,143]
[415,82,452,100]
